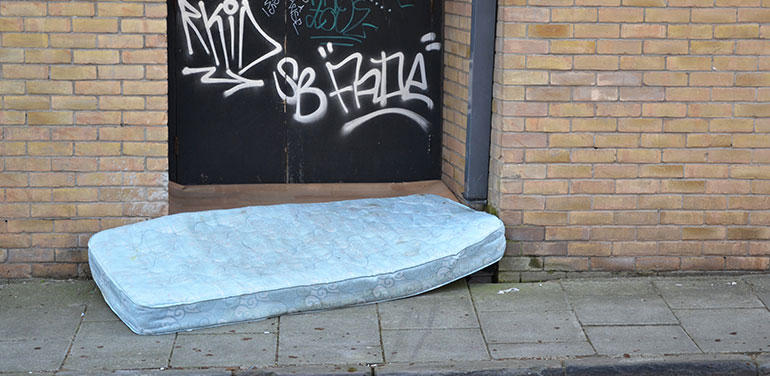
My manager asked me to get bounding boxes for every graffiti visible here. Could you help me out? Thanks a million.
[421,32,441,52]
[182,66,265,97]
[327,40,434,135]
[254,0,416,45]
[179,0,439,135]
[288,0,308,35]
[305,0,377,46]
[325,50,432,114]
[273,57,328,123]
[262,0,280,16]
[179,0,282,95]
[267,37,436,134]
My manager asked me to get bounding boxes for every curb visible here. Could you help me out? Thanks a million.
[562,359,758,376]
[372,357,762,376]
[51,356,769,376]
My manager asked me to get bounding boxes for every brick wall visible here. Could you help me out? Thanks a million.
[0,0,168,279]
[441,0,472,197]
[3,0,768,280]
[492,0,770,280]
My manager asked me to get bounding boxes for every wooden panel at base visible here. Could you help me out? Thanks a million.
[169,180,459,214]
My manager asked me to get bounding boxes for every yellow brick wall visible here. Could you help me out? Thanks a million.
[492,0,770,280]
[0,0,168,278]
[441,0,472,197]
[4,0,767,279]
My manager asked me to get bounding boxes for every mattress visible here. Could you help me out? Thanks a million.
[88,194,505,335]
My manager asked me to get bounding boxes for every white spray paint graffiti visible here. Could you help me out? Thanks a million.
[179,0,440,135]
[323,46,434,134]
[288,0,309,35]
[262,0,280,16]
[179,0,282,96]
[273,57,328,123]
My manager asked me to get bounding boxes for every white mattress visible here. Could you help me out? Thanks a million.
[88,194,505,335]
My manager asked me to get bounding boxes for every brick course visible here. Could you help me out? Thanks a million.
[0,0,168,278]
[489,0,770,280]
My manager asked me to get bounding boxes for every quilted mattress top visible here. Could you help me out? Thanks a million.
[88,194,504,308]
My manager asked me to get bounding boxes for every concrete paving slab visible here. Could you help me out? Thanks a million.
[676,308,770,353]
[570,294,678,325]
[479,310,586,343]
[0,280,93,308]
[301,303,378,316]
[561,279,655,296]
[83,291,120,322]
[0,339,71,372]
[179,318,277,335]
[238,365,370,376]
[278,306,380,346]
[488,341,595,360]
[5,277,770,374]
[584,325,699,356]
[654,279,765,309]
[375,360,564,376]
[64,321,174,370]
[278,344,382,366]
[419,280,471,299]
[381,329,489,363]
[0,306,83,341]
[170,333,276,368]
[378,293,478,329]
[58,371,231,376]
[376,281,475,330]
[470,282,570,312]
[278,307,382,365]
[745,275,770,308]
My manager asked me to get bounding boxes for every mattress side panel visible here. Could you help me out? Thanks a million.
[89,194,504,309]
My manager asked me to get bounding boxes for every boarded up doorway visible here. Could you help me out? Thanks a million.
[168,0,444,185]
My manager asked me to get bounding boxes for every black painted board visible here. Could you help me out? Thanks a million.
[170,0,288,185]
[169,0,443,184]
[283,0,444,183]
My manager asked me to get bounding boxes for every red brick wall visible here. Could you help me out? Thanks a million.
[491,0,770,280]
[0,0,168,278]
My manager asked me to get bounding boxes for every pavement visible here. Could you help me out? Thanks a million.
[2,275,770,375]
